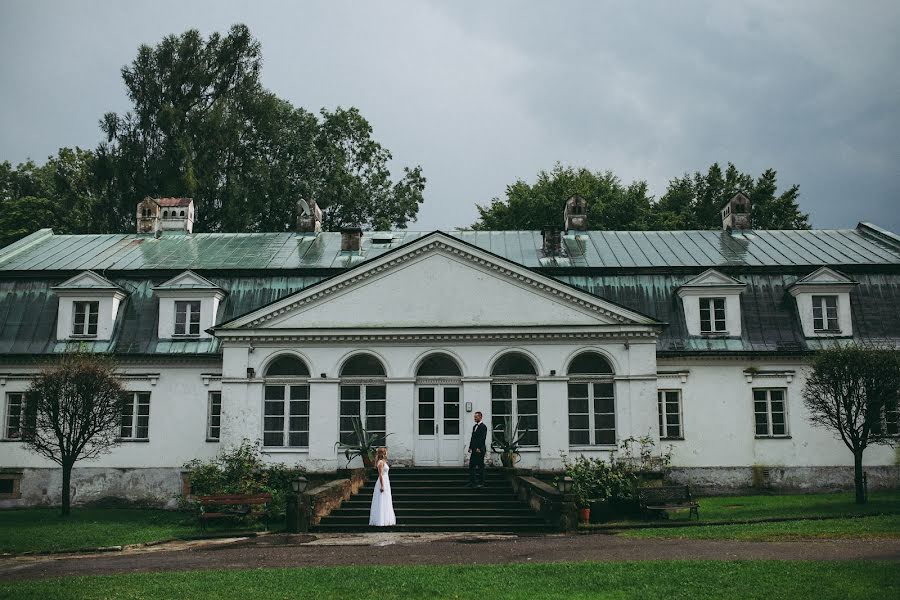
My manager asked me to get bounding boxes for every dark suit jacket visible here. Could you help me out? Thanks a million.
[469,422,487,452]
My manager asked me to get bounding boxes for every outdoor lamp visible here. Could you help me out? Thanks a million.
[292,475,308,494]
[559,476,574,494]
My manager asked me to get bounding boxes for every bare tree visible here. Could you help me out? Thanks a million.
[24,353,124,515]
[802,345,900,504]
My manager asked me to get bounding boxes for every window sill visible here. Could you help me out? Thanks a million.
[513,447,541,453]
[812,329,842,334]
[700,332,729,337]
[0,438,26,443]
[262,447,309,454]
[69,334,98,339]
[116,438,150,443]
[205,438,220,443]
[755,435,792,439]
[172,335,201,339]
[567,445,617,451]
[660,437,685,441]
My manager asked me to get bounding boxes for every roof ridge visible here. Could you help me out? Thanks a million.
[0,228,54,262]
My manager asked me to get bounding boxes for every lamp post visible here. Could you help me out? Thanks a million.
[287,475,309,533]
[557,476,577,532]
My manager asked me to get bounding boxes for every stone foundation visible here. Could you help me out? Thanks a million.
[668,466,900,495]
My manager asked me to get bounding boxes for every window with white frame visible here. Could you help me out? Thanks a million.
[657,390,683,439]
[338,354,387,447]
[566,352,615,446]
[120,392,150,440]
[4,392,36,439]
[885,403,899,436]
[491,352,539,447]
[207,391,222,441]
[174,301,201,336]
[263,384,309,447]
[812,295,839,331]
[753,388,788,437]
[699,297,726,334]
[72,301,99,336]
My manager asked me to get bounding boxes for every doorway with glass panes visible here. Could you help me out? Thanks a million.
[414,353,464,466]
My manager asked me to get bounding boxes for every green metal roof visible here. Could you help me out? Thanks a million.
[2,224,900,272]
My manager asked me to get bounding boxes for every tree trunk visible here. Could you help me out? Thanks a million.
[853,450,866,505]
[61,461,73,517]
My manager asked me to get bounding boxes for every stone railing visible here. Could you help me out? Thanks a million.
[303,468,368,526]
[506,471,577,531]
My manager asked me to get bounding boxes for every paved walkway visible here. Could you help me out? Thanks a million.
[2,532,898,581]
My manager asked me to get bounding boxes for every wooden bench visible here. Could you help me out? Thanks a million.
[196,493,273,531]
[638,486,699,520]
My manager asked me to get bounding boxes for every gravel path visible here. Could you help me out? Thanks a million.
[2,533,898,581]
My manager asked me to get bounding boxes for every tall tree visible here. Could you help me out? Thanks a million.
[23,353,125,516]
[98,25,424,233]
[802,345,900,504]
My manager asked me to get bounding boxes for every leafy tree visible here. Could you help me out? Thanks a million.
[23,353,125,516]
[802,345,900,504]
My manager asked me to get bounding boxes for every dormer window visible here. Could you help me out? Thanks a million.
[699,298,726,334]
[52,271,127,341]
[788,267,856,338]
[154,271,226,340]
[174,301,201,337]
[677,269,746,337]
[812,295,839,331]
[72,301,99,337]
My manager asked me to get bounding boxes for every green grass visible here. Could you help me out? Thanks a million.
[2,562,898,599]
[0,508,277,554]
[621,514,900,540]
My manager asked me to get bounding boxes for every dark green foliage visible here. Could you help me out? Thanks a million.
[183,439,303,515]
[561,454,638,507]
[0,25,425,246]
[473,162,809,231]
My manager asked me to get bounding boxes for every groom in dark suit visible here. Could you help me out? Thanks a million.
[468,411,487,488]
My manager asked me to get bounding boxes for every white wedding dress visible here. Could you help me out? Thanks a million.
[369,461,396,526]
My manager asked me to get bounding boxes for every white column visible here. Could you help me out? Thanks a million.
[537,376,568,467]
[386,378,415,463]
[220,346,261,448]
[308,379,339,461]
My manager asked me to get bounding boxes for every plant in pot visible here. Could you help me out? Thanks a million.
[491,417,529,468]
[561,454,601,523]
[335,417,390,468]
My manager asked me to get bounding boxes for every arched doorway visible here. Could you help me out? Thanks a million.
[414,352,463,466]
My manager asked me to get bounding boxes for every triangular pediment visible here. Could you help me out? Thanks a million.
[218,232,658,330]
[52,270,122,290]
[680,269,745,288]
[154,270,222,291]
[793,266,855,286]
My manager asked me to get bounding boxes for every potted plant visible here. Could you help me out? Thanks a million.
[491,417,529,468]
[335,417,390,468]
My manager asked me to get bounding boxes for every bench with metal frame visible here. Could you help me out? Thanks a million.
[196,493,273,531]
[638,485,699,520]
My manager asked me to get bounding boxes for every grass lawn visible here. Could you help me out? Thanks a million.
[621,514,900,540]
[1,561,898,600]
[0,508,278,554]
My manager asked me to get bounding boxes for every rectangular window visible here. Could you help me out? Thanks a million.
[657,390,683,439]
[72,301,99,336]
[492,383,539,447]
[567,382,615,446]
[4,392,37,439]
[119,392,151,440]
[885,403,898,436]
[812,296,839,331]
[263,385,310,447]
[207,391,222,441]
[699,298,727,333]
[339,385,386,447]
[174,301,201,336]
[753,388,788,437]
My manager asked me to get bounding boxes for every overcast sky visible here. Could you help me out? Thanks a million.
[1,0,898,232]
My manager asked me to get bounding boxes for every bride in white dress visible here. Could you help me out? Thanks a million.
[369,447,396,527]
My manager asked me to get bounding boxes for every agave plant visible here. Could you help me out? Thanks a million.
[490,416,530,468]
[336,417,390,468]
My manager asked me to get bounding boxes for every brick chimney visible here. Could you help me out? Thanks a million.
[722,192,751,232]
[340,226,363,252]
[542,227,562,256]
[564,195,588,232]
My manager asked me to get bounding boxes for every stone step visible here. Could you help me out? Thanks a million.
[329,507,537,516]
[313,523,552,533]
[319,514,545,525]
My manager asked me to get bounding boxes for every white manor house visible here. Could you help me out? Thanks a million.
[0,194,898,506]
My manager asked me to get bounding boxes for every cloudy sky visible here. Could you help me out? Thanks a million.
[1,0,898,231]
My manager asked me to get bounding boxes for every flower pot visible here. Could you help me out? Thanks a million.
[362,453,375,468]
[579,507,591,523]
[500,451,519,468]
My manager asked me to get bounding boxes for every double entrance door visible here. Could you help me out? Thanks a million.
[414,383,463,466]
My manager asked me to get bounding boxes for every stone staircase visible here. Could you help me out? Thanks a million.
[314,467,551,533]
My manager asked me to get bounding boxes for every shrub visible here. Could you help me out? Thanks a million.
[561,454,637,507]
[182,439,304,515]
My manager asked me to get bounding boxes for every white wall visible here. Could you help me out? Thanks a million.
[55,294,122,341]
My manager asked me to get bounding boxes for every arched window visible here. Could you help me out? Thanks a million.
[262,354,310,449]
[490,352,538,446]
[180,210,185,217]
[567,351,616,447]
[265,354,310,377]
[416,353,462,377]
[339,354,387,446]
[163,210,169,218]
